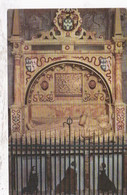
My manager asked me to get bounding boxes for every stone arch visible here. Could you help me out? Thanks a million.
[25,60,112,104]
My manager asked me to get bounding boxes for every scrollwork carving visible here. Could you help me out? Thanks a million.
[33,91,54,102]
[73,55,112,84]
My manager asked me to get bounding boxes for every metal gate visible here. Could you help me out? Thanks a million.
[9,119,127,195]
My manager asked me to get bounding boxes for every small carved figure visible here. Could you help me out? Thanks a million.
[98,162,117,193]
[23,166,38,194]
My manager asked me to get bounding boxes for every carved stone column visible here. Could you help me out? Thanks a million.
[10,53,22,135]
[112,8,126,135]
[114,48,126,135]
[114,51,126,135]
[115,53,122,102]
[14,54,21,105]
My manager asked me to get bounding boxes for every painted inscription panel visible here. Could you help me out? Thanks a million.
[55,73,82,97]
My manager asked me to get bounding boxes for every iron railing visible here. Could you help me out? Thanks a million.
[9,119,127,195]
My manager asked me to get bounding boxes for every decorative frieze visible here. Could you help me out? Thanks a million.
[10,106,22,133]
[115,103,126,135]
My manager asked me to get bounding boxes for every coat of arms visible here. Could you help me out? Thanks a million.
[25,57,37,72]
[63,17,74,31]
[57,9,78,32]
[100,58,111,72]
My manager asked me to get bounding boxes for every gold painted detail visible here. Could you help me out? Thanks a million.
[55,73,82,97]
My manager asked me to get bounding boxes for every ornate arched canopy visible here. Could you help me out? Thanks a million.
[9,8,126,135]
[25,61,112,105]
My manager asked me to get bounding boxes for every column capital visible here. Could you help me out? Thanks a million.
[113,41,124,54]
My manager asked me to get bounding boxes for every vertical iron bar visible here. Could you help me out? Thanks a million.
[69,124,71,195]
[54,134,56,195]
[102,135,105,195]
[59,132,61,195]
[117,136,119,195]
[93,134,95,195]
[16,136,18,195]
[35,133,37,195]
[112,136,114,195]
[107,135,110,195]
[11,137,14,195]
[40,132,42,195]
[122,136,124,195]
[88,137,90,195]
[30,136,32,195]
[20,137,23,195]
[50,136,52,195]
[45,135,47,195]
[63,117,73,195]
[64,131,66,195]
[98,135,100,195]
[25,136,28,195]
[79,135,81,195]
[103,135,105,164]
[83,137,85,195]
[30,136,32,173]
[74,132,76,195]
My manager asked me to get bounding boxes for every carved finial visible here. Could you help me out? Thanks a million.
[114,8,122,37]
[13,9,20,36]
